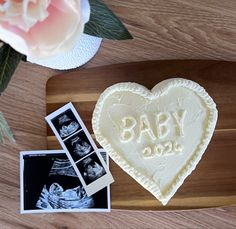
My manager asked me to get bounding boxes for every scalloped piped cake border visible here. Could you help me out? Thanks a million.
[92,78,218,205]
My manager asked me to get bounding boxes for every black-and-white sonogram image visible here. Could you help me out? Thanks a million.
[64,131,94,162]
[51,109,81,139]
[20,150,110,213]
[77,153,106,185]
[45,103,114,196]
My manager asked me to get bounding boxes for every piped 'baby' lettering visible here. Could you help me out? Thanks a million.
[155,112,170,139]
[119,109,187,143]
[137,114,156,143]
[120,116,137,143]
[172,110,187,137]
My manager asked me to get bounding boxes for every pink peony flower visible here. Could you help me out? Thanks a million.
[0,0,90,59]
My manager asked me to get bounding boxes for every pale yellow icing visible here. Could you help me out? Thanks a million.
[92,78,218,205]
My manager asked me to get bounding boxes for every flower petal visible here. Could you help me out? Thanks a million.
[0,23,29,55]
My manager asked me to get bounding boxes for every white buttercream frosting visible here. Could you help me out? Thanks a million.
[92,78,218,205]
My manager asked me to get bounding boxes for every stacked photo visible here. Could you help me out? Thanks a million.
[20,103,114,213]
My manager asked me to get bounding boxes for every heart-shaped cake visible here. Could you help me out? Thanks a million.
[92,78,218,205]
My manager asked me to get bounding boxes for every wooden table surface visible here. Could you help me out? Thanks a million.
[0,0,236,228]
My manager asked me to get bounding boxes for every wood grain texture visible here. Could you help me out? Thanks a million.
[85,0,236,68]
[46,60,236,210]
[0,0,236,227]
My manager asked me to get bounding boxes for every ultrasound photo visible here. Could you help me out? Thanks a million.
[46,103,114,196]
[76,152,106,185]
[51,109,81,140]
[20,150,110,213]
[64,131,94,162]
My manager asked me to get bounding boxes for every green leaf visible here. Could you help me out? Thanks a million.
[21,55,27,62]
[0,44,23,94]
[84,0,133,40]
[0,111,16,144]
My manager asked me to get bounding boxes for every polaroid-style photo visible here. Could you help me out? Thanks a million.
[45,103,114,196]
[20,149,111,214]
[64,130,94,162]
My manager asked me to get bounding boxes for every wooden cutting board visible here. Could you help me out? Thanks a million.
[46,60,236,210]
